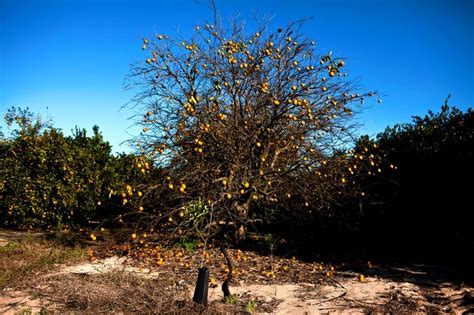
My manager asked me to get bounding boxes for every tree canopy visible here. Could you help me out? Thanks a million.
[126,17,381,242]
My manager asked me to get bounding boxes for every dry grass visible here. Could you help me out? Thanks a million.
[0,231,250,313]
[33,271,247,314]
[0,233,86,289]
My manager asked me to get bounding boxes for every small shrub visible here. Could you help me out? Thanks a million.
[245,300,256,313]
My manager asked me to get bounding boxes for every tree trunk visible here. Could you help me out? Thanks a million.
[220,246,233,297]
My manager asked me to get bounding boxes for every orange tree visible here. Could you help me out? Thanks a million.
[125,18,382,244]
[354,102,473,258]
[0,107,126,229]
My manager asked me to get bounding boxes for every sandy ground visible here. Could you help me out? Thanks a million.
[0,290,57,315]
[204,272,472,314]
[4,255,472,314]
[1,232,473,314]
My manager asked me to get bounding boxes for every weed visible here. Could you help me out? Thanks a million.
[224,294,238,304]
[25,232,38,243]
[245,299,256,313]
[174,236,198,252]
[0,241,21,253]
[16,307,32,315]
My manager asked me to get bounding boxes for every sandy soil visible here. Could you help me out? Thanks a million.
[0,290,49,314]
[1,232,473,314]
[38,256,474,313]
[203,272,472,314]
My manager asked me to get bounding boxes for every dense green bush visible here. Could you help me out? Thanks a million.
[354,102,474,258]
[275,103,473,260]
[0,107,130,229]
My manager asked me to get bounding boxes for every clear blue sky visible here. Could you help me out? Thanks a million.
[1,0,473,153]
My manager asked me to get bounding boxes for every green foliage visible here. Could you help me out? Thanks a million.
[174,236,198,252]
[185,199,209,225]
[0,241,21,253]
[245,300,256,313]
[224,294,238,304]
[355,101,473,254]
[372,102,473,208]
[0,107,132,230]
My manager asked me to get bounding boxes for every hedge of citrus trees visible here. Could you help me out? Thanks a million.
[352,102,474,259]
[2,102,471,260]
[0,107,146,230]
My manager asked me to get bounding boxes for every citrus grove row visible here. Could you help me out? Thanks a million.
[1,18,471,257]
